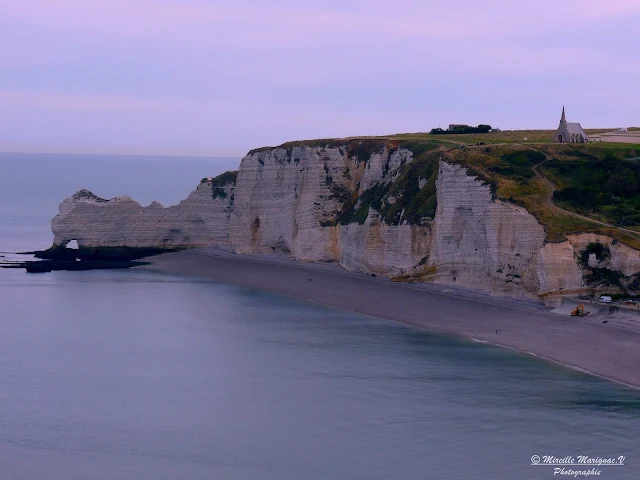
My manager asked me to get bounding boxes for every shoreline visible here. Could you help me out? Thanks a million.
[138,248,640,390]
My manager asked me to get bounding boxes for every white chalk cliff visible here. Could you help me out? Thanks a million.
[51,144,640,300]
[228,146,427,273]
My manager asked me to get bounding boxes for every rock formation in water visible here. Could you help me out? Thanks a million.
[51,142,640,300]
[52,173,236,249]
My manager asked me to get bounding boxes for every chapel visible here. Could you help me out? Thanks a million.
[554,107,588,144]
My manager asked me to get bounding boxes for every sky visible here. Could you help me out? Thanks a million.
[1,0,639,157]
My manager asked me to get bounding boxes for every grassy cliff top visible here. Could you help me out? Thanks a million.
[384,128,626,146]
[248,130,640,248]
[253,128,638,152]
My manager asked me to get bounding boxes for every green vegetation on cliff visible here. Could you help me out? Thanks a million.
[543,151,640,226]
[375,142,440,224]
[202,171,238,200]
[335,141,441,226]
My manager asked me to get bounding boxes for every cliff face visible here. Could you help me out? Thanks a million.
[51,144,640,299]
[427,163,640,298]
[338,219,431,277]
[229,146,351,259]
[227,146,429,277]
[430,161,546,295]
[52,178,235,249]
[536,242,583,294]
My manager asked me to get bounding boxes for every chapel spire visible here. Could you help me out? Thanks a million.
[561,106,566,123]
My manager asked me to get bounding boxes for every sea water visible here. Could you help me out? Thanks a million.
[0,153,638,479]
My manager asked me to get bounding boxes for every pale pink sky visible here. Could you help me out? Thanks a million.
[1,0,639,156]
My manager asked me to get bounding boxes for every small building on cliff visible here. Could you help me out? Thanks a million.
[554,107,588,144]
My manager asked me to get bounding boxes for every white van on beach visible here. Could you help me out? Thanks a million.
[598,295,613,303]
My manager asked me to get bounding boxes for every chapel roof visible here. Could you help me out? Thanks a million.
[566,122,586,136]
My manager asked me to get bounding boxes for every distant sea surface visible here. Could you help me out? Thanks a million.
[0,153,639,479]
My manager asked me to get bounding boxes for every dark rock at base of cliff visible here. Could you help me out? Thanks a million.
[1,258,151,273]
[33,245,180,261]
[2,245,180,273]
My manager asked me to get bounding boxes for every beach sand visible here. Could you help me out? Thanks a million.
[138,248,640,390]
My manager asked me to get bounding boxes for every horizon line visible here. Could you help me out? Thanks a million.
[0,149,244,159]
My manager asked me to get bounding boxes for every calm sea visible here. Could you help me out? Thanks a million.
[0,153,638,479]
